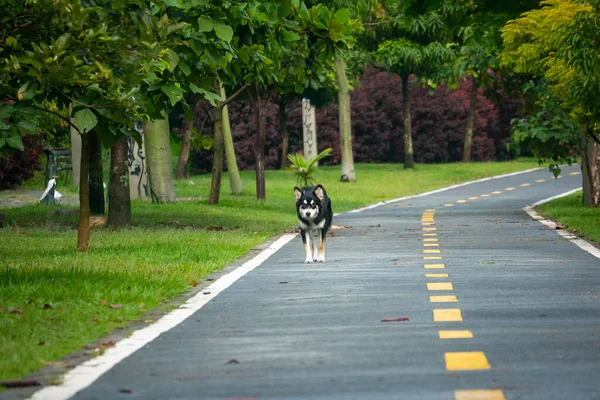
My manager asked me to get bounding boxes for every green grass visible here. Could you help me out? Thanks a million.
[536,190,600,243]
[0,160,541,383]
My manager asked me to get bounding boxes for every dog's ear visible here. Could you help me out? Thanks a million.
[314,185,325,201]
[294,187,303,201]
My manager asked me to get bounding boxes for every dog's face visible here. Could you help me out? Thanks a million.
[294,186,325,222]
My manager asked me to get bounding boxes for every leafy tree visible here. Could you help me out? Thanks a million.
[0,0,243,249]
[373,0,460,168]
[501,0,600,206]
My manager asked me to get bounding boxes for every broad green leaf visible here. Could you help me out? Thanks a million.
[334,9,351,25]
[73,108,98,133]
[161,84,185,106]
[6,134,24,151]
[0,138,5,148]
[162,49,180,72]
[0,105,13,119]
[17,81,36,101]
[17,119,37,135]
[214,23,234,43]
[280,0,292,16]
[281,30,300,42]
[178,61,191,76]
[197,17,214,32]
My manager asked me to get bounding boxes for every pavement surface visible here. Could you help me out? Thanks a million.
[34,166,600,399]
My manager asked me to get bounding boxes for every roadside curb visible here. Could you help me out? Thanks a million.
[523,187,600,259]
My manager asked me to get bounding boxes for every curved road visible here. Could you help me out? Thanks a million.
[39,166,600,400]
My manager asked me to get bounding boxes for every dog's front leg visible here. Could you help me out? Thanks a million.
[302,230,313,263]
[317,235,326,263]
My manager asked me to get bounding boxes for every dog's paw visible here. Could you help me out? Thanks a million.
[317,255,325,263]
[304,258,313,264]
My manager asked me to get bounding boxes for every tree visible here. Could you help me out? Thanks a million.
[221,85,243,195]
[1,0,243,249]
[373,1,459,168]
[107,136,131,228]
[501,0,600,206]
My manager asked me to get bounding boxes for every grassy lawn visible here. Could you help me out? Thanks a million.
[0,160,541,383]
[536,190,600,243]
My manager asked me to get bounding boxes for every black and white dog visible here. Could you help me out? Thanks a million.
[294,184,333,263]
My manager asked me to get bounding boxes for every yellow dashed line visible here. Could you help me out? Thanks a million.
[439,330,473,339]
[570,171,581,175]
[425,273,448,278]
[424,256,442,260]
[456,200,468,203]
[423,243,439,247]
[468,197,478,200]
[536,179,545,183]
[423,249,441,254]
[445,204,454,207]
[427,282,453,291]
[445,352,490,370]
[433,308,462,321]
[430,295,457,302]
[504,187,515,191]
[480,194,490,197]
[423,238,438,242]
[455,389,506,400]
[424,263,445,269]
[423,233,437,236]
[423,227,436,231]
[491,191,502,195]
[520,183,531,187]
[557,175,563,179]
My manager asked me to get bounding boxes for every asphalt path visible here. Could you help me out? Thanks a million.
[60,166,600,399]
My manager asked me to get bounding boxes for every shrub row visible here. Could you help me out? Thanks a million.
[187,68,521,173]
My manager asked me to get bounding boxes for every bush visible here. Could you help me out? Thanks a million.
[184,66,518,173]
[0,135,43,190]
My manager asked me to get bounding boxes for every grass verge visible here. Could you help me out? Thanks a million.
[0,160,541,383]
[536,190,600,243]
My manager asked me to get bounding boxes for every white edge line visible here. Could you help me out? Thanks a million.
[28,233,298,400]
[25,165,555,399]
[523,187,600,259]
[335,167,543,216]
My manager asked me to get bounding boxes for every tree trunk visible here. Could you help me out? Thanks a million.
[143,111,176,204]
[209,82,225,205]
[401,74,414,169]
[221,84,243,195]
[463,76,478,162]
[581,126,600,207]
[107,136,131,228]
[77,134,91,252]
[254,90,266,200]
[279,96,289,170]
[335,52,356,182]
[175,116,193,180]
[88,131,105,215]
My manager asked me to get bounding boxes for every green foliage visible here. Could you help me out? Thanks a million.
[508,81,579,177]
[287,148,332,186]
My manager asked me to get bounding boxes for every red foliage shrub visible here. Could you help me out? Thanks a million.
[0,135,43,190]
[185,66,517,173]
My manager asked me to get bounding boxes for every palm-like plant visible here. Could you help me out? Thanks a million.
[287,148,332,187]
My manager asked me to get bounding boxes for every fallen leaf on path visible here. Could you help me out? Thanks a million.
[97,341,115,350]
[226,359,240,364]
[330,225,348,230]
[369,224,381,228]
[100,299,108,305]
[119,388,132,394]
[191,280,199,287]
[279,281,288,284]
[145,319,153,323]
[109,304,122,309]
[381,316,409,322]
